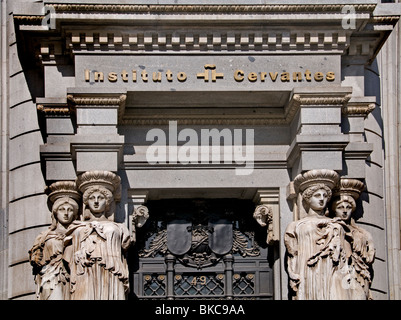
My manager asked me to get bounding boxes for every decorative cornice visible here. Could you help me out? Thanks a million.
[37,104,71,115]
[67,95,126,106]
[67,94,127,121]
[284,92,352,123]
[37,100,76,115]
[120,92,353,126]
[49,4,377,14]
[66,30,350,54]
[291,93,353,106]
[120,117,289,126]
[342,103,376,117]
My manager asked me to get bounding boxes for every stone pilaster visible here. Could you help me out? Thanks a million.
[341,96,376,179]
[286,87,352,177]
[67,89,126,173]
[37,97,77,181]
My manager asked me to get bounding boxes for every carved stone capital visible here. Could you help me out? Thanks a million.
[294,169,340,194]
[292,169,340,220]
[76,170,122,201]
[45,180,81,211]
[333,178,365,200]
[285,88,353,124]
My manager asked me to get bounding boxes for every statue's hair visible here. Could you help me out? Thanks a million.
[302,183,333,203]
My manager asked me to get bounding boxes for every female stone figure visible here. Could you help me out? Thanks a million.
[29,181,80,300]
[331,179,375,300]
[284,169,351,300]
[64,171,131,300]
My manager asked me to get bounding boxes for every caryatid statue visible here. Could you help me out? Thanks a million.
[29,181,81,300]
[284,169,352,300]
[63,171,131,300]
[331,178,375,300]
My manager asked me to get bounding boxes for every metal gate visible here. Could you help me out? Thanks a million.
[129,199,274,299]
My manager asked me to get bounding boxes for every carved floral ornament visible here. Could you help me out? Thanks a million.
[285,169,375,300]
[28,170,148,300]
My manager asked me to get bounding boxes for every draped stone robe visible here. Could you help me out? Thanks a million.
[64,220,131,300]
[29,229,70,300]
[285,214,351,300]
[348,223,375,299]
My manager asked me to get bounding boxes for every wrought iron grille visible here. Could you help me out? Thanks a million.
[233,272,255,296]
[174,273,224,296]
[132,199,274,300]
[143,274,166,297]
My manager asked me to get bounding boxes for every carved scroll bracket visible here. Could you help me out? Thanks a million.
[128,190,149,243]
[253,189,280,245]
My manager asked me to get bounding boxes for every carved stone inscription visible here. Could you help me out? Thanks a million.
[284,169,375,300]
[29,171,148,300]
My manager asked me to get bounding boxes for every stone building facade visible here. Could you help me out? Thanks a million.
[0,0,400,300]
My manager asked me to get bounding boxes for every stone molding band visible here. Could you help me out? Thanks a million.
[48,4,377,14]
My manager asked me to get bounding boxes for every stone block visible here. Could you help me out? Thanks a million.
[45,160,77,181]
[9,227,48,266]
[125,168,290,189]
[9,194,50,233]
[76,151,120,173]
[77,126,118,135]
[9,43,23,77]
[300,107,341,125]
[9,72,33,107]
[8,262,35,299]
[77,108,118,126]
[300,150,343,172]
[300,124,341,135]
[370,258,389,300]
[9,163,46,201]
[365,105,383,137]
[365,130,384,167]
[46,117,75,135]
[359,192,385,230]
[341,64,365,97]
[44,65,75,97]
[364,164,384,198]
[343,159,367,179]
[9,101,39,139]
[9,131,43,170]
